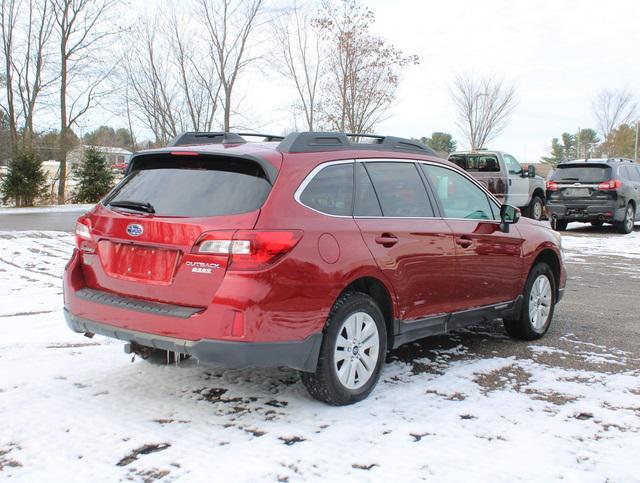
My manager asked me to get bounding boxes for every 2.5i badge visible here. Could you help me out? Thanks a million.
[186,261,220,274]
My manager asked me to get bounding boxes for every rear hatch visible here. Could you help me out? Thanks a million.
[78,151,275,307]
[547,164,617,205]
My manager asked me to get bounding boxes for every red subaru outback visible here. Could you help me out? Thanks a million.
[64,132,566,405]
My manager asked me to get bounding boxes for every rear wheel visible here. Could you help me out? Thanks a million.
[552,219,568,231]
[504,263,556,341]
[527,195,545,221]
[301,292,387,405]
[615,203,635,234]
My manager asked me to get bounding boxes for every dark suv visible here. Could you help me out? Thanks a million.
[546,158,640,234]
[64,132,566,405]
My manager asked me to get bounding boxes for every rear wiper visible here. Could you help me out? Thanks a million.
[108,200,156,214]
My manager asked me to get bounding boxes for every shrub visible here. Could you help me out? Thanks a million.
[0,150,47,207]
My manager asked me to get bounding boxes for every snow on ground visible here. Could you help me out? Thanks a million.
[561,225,640,260]
[0,204,94,215]
[1,231,639,482]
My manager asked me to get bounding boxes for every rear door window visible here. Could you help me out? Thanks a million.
[553,165,611,183]
[365,162,435,217]
[106,155,271,217]
[449,155,500,172]
[421,164,497,220]
[628,165,640,182]
[299,163,354,216]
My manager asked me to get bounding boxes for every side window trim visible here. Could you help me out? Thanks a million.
[354,162,383,217]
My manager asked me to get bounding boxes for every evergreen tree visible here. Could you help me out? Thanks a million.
[420,132,457,156]
[73,146,115,203]
[599,124,637,158]
[0,150,47,207]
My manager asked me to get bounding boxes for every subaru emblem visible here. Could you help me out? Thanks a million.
[126,224,144,237]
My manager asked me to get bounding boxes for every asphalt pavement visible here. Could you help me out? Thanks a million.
[0,209,88,231]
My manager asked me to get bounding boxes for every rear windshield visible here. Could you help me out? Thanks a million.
[105,155,271,217]
[552,165,611,183]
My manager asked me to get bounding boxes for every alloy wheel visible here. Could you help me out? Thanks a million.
[529,274,552,331]
[333,311,380,390]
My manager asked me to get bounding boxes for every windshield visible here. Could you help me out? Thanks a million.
[105,155,271,217]
[553,165,611,183]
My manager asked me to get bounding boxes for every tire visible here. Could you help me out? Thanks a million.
[504,263,556,341]
[615,203,635,234]
[552,219,568,231]
[590,221,604,227]
[526,195,545,221]
[301,292,387,406]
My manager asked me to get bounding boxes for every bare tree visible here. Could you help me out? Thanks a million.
[15,0,55,147]
[197,0,264,132]
[51,0,119,203]
[315,0,418,134]
[451,73,517,150]
[592,88,638,138]
[123,9,221,145]
[1,0,19,151]
[271,0,322,130]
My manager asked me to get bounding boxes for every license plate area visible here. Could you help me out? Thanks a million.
[563,188,590,197]
[98,240,180,284]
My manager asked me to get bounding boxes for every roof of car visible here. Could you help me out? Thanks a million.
[560,158,635,165]
[449,150,505,156]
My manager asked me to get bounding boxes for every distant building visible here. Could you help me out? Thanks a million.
[68,145,133,172]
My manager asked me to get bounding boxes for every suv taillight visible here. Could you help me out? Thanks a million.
[546,181,558,191]
[597,179,622,190]
[194,230,303,270]
[75,218,92,247]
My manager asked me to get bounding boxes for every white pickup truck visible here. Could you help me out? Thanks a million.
[448,150,547,220]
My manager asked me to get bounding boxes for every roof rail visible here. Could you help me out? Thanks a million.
[170,132,285,146]
[276,132,438,155]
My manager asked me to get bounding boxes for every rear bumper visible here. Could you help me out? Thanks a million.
[64,308,322,372]
[547,201,624,222]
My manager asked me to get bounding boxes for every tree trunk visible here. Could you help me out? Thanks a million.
[57,43,67,205]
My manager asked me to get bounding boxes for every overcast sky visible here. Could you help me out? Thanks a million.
[364,0,640,162]
[91,0,639,162]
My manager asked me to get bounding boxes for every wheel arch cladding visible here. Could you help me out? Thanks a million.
[340,277,394,350]
[533,187,545,200]
[532,249,560,297]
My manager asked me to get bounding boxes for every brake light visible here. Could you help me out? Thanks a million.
[546,181,558,191]
[75,219,92,247]
[194,230,303,270]
[171,151,199,156]
[597,179,622,190]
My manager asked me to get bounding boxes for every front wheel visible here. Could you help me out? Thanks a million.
[301,292,387,405]
[504,263,556,341]
[615,203,635,234]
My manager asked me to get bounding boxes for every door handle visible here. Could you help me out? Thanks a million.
[455,236,473,248]
[375,234,398,247]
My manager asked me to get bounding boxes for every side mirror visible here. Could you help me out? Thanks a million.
[527,165,536,178]
[500,204,521,233]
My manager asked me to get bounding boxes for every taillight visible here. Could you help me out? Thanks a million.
[75,218,92,247]
[194,230,303,270]
[597,179,622,190]
[546,181,558,191]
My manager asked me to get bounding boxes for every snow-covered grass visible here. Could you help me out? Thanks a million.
[1,232,639,482]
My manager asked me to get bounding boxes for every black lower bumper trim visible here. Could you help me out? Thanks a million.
[64,309,322,372]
